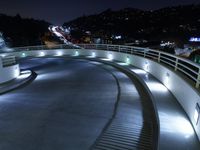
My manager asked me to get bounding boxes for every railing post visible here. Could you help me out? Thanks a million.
[106,45,108,51]
[119,45,121,53]
[196,68,200,88]
[131,48,134,55]
[158,52,161,63]
[175,58,178,71]
[144,51,146,58]
[83,44,86,49]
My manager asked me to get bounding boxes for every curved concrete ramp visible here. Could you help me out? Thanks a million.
[0,58,157,150]
[0,58,118,150]
[91,63,157,150]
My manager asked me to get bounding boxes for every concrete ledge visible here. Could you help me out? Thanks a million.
[0,70,37,95]
[0,64,20,84]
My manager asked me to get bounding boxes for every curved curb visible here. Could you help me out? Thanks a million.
[0,70,37,95]
[89,62,121,150]
[87,58,159,150]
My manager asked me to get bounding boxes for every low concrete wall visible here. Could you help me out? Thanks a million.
[1,48,200,140]
[88,49,200,140]
[0,57,20,84]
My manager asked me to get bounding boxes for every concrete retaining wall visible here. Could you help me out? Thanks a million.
[0,57,20,84]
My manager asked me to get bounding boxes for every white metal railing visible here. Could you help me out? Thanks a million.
[1,43,200,88]
[78,44,200,88]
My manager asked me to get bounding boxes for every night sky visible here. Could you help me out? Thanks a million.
[0,0,199,25]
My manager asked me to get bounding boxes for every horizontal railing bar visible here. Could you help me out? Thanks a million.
[177,63,198,76]
[160,56,176,63]
[160,59,176,68]
[177,68,197,82]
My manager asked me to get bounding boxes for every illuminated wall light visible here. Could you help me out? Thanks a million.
[75,50,79,56]
[1,54,6,57]
[14,66,20,77]
[166,73,170,83]
[21,70,31,74]
[92,52,96,57]
[145,74,149,79]
[131,69,146,75]
[163,72,171,89]
[126,56,130,64]
[161,115,194,138]
[144,61,149,71]
[17,70,31,79]
[56,51,63,56]
[40,51,45,57]
[22,52,26,57]
[108,53,113,60]
[117,62,128,66]
[194,103,200,124]
[147,82,168,92]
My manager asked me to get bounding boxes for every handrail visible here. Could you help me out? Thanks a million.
[77,44,200,88]
[1,43,200,88]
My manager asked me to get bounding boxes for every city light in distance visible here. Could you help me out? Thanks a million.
[189,37,200,42]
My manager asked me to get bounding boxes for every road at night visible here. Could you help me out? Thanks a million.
[0,57,143,150]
